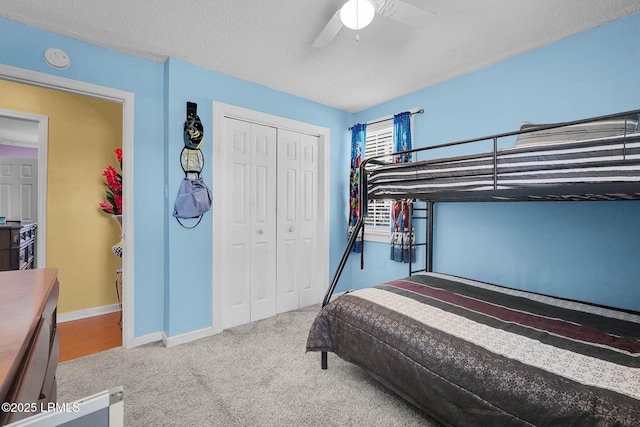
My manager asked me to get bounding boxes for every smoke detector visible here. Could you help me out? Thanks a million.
[44,48,71,70]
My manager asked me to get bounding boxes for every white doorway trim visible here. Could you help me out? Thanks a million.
[211,101,330,334]
[0,63,136,349]
[0,108,48,266]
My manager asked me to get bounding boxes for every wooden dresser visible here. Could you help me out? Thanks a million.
[0,223,37,271]
[0,269,59,425]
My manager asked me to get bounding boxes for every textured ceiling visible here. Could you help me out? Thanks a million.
[1,0,639,112]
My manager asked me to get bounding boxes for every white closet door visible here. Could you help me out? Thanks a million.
[220,117,321,327]
[221,118,252,329]
[277,129,321,313]
[220,118,277,328]
[298,133,321,307]
[249,123,277,322]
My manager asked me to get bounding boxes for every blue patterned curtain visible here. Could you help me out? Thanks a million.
[348,123,366,252]
[390,112,415,262]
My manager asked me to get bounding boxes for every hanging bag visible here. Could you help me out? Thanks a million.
[173,175,212,228]
[173,104,212,229]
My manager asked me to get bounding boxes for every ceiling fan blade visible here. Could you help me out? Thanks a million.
[377,0,436,28]
[312,9,343,48]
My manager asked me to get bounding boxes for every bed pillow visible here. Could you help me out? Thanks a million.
[515,117,639,146]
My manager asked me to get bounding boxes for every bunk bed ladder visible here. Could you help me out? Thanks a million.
[409,201,434,275]
[426,201,434,272]
[409,202,427,275]
[320,216,365,369]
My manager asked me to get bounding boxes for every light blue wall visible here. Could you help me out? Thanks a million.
[0,18,166,337]
[162,58,349,336]
[2,10,639,343]
[347,12,640,311]
[0,17,350,339]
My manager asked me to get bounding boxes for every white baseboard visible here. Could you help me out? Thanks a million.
[58,304,121,323]
[58,304,211,349]
[162,327,213,348]
[132,332,163,348]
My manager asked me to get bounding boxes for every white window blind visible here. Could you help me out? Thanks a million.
[364,125,393,232]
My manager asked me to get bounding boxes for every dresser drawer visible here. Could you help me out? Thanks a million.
[0,249,18,271]
[6,320,50,423]
[0,224,36,271]
[0,230,10,250]
[42,281,59,321]
[40,329,59,405]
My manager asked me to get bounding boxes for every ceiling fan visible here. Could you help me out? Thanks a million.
[312,0,436,48]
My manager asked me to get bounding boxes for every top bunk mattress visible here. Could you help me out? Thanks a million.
[367,120,640,201]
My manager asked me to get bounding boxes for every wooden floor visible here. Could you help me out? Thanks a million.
[58,311,123,363]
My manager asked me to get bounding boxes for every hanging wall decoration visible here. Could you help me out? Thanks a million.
[390,111,415,263]
[348,123,367,253]
[173,102,212,229]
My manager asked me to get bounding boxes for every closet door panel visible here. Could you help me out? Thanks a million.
[278,237,298,306]
[250,123,277,322]
[221,118,252,329]
[299,134,321,307]
[277,130,301,313]
[231,163,247,222]
[230,243,250,308]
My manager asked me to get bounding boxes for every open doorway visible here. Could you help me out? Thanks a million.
[0,110,47,265]
[0,64,135,349]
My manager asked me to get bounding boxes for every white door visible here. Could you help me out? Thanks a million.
[217,111,324,330]
[298,133,321,308]
[277,130,321,313]
[220,118,277,329]
[0,157,37,221]
[249,123,277,322]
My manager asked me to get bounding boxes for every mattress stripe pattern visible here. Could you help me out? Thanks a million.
[352,285,640,400]
[425,272,640,322]
[367,133,640,196]
[382,280,640,356]
[405,274,640,337]
[379,283,639,369]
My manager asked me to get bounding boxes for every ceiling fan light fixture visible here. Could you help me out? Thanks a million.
[340,0,375,30]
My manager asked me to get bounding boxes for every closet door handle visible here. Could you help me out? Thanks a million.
[257,227,264,235]
[288,225,295,232]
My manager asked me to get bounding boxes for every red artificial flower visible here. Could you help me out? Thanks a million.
[99,148,123,215]
[99,201,114,214]
[103,166,122,193]
[113,193,123,215]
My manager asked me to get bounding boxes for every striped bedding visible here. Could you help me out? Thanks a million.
[367,132,640,198]
[306,272,640,426]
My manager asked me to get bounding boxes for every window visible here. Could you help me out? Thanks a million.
[363,124,393,239]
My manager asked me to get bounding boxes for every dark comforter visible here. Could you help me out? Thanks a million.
[306,273,640,426]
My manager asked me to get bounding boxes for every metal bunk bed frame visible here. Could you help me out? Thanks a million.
[320,108,640,369]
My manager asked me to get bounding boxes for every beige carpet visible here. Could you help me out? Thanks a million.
[57,304,443,426]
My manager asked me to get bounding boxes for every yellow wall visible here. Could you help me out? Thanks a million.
[0,80,123,314]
